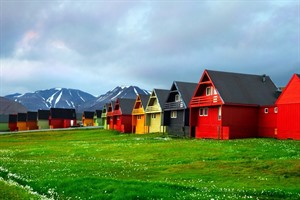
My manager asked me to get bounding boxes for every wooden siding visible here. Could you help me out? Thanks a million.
[277,104,300,140]
[146,113,166,133]
[38,120,50,129]
[27,121,38,130]
[258,106,277,138]
[164,110,190,137]
[114,115,132,133]
[133,115,146,134]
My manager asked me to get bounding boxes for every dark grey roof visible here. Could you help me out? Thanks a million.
[27,111,37,121]
[174,81,198,107]
[206,70,278,105]
[17,113,27,122]
[0,115,9,123]
[38,110,50,120]
[50,108,76,119]
[153,89,169,107]
[117,98,136,115]
[0,97,27,115]
[9,114,17,123]
[96,110,102,117]
[139,94,150,109]
[297,74,300,79]
[83,111,95,119]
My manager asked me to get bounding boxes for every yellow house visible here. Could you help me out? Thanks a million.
[145,89,169,133]
[132,94,150,134]
[82,111,95,126]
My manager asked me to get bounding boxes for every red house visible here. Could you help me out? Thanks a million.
[49,108,76,129]
[190,70,278,139]
[106,101,115,130]
[9,114,17,131]
[276,74,300,140]
[113,98,135,133]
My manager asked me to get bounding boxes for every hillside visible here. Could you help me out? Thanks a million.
[0,97,27,114]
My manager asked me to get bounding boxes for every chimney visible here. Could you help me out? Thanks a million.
[262,74,266,83]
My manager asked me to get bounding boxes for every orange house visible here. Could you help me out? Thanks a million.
[27,111,38,130]
[132,94,150,134]
[17,113,27,131]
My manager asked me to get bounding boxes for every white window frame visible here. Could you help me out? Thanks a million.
[151,114,156,119]
[274,107,278,113]
[199,108,208,116]
[137,115,142,120]
[218,106,222,120]
[206,87,212,96]
[264,108,269,114]
[175,94,181,102]
[170,111,177,118]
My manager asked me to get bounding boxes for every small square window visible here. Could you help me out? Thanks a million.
[137,115,142,120]
[151,114,156,119]
[206,87,211,96]
[171,111,177,118]
[199,108,208,116]
[175,94,181,102]
[264,108,269,114]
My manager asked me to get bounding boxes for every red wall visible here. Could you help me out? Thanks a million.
[108,117,114,130]
[222,105,258,139]
[9,122,17,131]
[258,106,277,138]
[114,115,132,133]
[277,104,300,140]
[195,106,221,139]
[50,119,76,129]
[27,121,38,130]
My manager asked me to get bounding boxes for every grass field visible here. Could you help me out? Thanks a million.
[0,129,299,199]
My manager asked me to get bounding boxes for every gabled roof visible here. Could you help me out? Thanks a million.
[139,94,150,109]
[17,113,27,122]
[116,98,136,115]
[38,110,50,120]
[206,70,278,106]
[27,111,37,121]
[83,111,95,119]
[50,108,76,119]
[96,110,102,117]
[166,81,197,108]
[276,73,300,104]
[153,89,169,107]
[9,114,17,123]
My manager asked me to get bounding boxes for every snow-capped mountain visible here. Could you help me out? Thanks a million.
[4,88,96,111]
[77,86,150,112]
[4,86,150,112]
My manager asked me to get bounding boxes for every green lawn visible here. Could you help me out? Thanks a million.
[0,129,299,199]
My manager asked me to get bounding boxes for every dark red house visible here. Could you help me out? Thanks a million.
[9,114,17,131]
[163,81,198,137]
[49,108,76,129]
[106,101,115,130]
[189,70,278,139]
[276,74,300,140]
[113,98,135,133]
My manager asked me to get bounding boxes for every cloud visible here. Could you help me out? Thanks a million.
[1,0,299,96]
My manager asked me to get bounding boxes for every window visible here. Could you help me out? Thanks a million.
[218,106,222,120]
[117,116,120,120]
[264,108,269,114]
[206,87,212,96]
[175,94,180,102]
[199,108,208,116]
[274,107,278,113]
[151,114,156,119]
[170,111,177,118]
[137,115,142,120]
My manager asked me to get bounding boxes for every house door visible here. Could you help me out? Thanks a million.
[190,126,195,138]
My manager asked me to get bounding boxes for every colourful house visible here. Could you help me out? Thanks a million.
[0,115,9,132]
[82,111,95,126]
[17,113,27,131]
[49,108,76,129]
[94,110,103,126]
[164,81,198,137]
[101,104,108,129]
[189,70,278,139]
[132,94,150,134]
[113,98,135,133]
[27,111,38,130]
[9,114,18,131]
[38,110,50,129]
[276,74,300,140]
[145,89,169,133]
[107,101,115,130]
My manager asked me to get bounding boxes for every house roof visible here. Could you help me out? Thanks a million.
[83,111,95,119]
[38,110,50,120]
[206,70,278,106]
[117,98,136,115]
[0,115,9,123]
[27,111,37,121]
[174,81,198,107]
[96,110,102,117]
[297,74,300,79]
[17,113,27,122]
[153,89,169,107]
[9,114,17,123]
[139,94,150,109]
[50,108,76,119]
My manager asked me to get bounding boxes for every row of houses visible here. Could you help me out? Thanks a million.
[1,69,299,140]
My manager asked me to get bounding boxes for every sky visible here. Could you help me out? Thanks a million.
[1,0,299,97]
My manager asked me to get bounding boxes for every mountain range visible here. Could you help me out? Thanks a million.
[4,86,150,113]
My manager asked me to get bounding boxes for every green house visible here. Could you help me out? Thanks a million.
[101,104,108,129]
[94,110,103,127]
[37,110,50,129]
[145,89,169,133]
[0,115,9,132]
